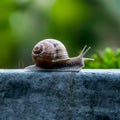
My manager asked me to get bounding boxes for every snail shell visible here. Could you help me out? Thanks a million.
[32,39,69,67]
[26,39,94,71]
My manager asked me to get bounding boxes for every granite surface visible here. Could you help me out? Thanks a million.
[0,69,120,120]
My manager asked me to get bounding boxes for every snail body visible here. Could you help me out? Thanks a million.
[26,39,94,71]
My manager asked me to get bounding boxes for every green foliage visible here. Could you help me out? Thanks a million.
[86,48,120,69]
[0,0,120,68]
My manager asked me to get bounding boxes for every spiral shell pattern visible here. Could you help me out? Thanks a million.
[32,39,69,66]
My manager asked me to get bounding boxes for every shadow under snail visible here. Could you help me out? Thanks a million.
[25,39,94,71]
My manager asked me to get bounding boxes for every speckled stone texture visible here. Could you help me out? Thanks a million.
[0,69,120,120]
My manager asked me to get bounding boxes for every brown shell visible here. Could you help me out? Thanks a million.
[32,39,70,66]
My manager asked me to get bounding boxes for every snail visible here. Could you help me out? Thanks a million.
[25,39,94,71]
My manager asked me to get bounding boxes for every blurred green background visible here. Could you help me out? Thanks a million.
[0,0,120,68]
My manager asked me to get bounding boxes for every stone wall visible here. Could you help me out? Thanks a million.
[0,69,120,120]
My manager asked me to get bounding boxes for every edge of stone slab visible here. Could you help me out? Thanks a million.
[0,69,120,73]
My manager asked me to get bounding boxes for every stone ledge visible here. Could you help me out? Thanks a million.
[0,69,120,120]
